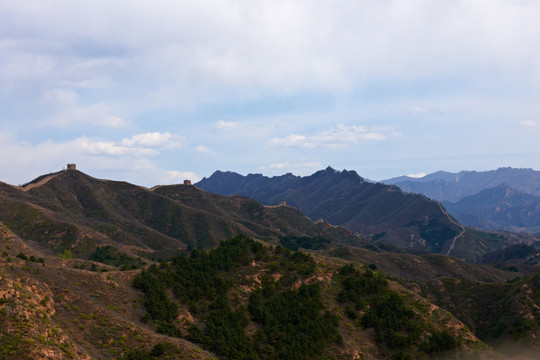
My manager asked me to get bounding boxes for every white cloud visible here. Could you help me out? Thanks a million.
[74,137,158,156]
[213,120,241,131]
[195,145,212,154]
[121,132,184,149]
[407,172,426,178]
[0,132,186,185]
[3,0,540,106]
[268,135,311,148]
[267,125,389,149]
[519,120,538,127]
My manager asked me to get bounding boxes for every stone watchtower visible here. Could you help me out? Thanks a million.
[67,163,77,170]
[183,180,192,185]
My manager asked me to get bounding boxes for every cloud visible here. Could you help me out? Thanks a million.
[268,135,311,148]
[519,120,538,128]
[407,172,426,178]
[121,132,184,149]
[213,120,241,131]
[0,132,186,185]
[1,1,540,184]
[268,125,390,149]
[43,99,130,129]
[74,137,158,156]
[3,0,540,107]
[195,145,212,154]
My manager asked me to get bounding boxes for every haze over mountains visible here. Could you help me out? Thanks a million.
[381,167,540,234]
[382,167,540,202]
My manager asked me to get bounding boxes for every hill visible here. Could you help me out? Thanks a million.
[196,167,533,262]
[0,170,361,260]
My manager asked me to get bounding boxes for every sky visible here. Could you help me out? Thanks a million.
[1,0,540,186]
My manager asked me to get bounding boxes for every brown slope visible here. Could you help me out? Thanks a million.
[0,223,214,360]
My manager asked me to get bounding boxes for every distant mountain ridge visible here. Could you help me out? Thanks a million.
[443,184,540,234]
[197,167,532,262]
[382,167,540,234]
[382,167,540,202]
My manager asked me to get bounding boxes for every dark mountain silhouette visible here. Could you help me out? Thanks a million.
[197,167,532,262]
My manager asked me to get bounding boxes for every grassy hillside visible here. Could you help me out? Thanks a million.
[0,223,213,360]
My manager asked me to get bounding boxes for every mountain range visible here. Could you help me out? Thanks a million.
[382,167,540,202]
[0,170,359,259]
[381,167,540,234]
[1,168,540,359]
[197,167,538,262]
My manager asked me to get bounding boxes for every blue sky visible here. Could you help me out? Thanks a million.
[1,0,540,186]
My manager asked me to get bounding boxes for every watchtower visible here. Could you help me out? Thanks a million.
[67,163,77,170]
[183,180,192,185]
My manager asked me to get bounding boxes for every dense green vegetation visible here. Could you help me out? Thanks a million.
[133,235,341,359]
[248,283,342,359]
[420,272,540,344]
[335,264,460,359]
[131,236,473,359]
